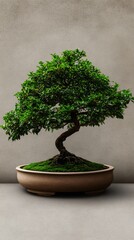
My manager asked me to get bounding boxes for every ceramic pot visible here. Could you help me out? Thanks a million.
[16,164,114,196]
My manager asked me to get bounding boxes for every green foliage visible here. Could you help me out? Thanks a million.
[2,49,134,140]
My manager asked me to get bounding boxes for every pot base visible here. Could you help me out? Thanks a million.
[27,189,105,196]
[27,189,55,196]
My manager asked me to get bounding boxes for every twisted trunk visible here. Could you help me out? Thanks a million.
[54,111,80,164]
[55,110,80,153]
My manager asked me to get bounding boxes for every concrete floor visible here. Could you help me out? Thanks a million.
[0,184,134,240]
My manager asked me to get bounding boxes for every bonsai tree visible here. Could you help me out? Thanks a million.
[1,49,134,171]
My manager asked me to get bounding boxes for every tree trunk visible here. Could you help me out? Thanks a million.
[55,110,80,154]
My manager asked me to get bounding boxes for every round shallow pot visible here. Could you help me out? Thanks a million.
[16,164,114,196]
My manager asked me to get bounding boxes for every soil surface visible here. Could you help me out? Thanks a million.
[23,151,108,172]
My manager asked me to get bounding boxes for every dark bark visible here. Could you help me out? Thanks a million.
[55,110,80,154]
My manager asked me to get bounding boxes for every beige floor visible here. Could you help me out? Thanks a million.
[0,184,134,240]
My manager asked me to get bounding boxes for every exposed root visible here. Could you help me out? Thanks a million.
[50,150,91,165]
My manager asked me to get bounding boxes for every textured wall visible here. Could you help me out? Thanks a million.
[0,0,134,182]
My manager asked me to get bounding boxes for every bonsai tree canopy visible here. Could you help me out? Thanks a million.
[2,49,134,167]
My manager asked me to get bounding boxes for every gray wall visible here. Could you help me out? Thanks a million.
[0,0,134,182]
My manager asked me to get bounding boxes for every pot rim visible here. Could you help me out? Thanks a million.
[16,164,114,175]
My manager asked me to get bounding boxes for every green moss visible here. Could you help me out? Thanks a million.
[22,158,108,172]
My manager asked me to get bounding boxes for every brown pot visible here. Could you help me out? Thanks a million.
[16,164,114,196]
